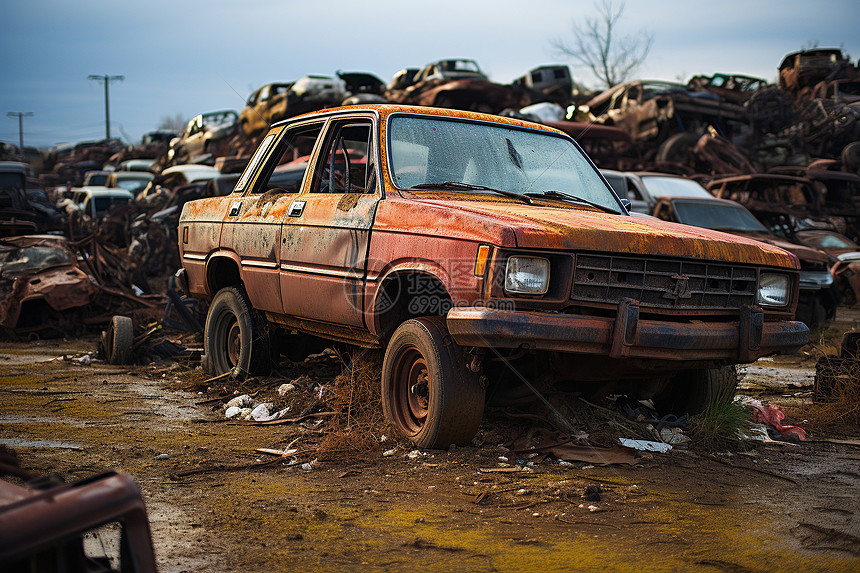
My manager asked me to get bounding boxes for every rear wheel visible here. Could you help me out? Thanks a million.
[204,286,273,379]
[652,366,738,416]
[382,317,485,448]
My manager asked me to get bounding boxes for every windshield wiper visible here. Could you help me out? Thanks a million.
[524,190,619,214]
[409,181,533,204]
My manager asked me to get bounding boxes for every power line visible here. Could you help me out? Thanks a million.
[6,111,33,150]
[87,74,124,140]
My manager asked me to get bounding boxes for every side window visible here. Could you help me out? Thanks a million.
[626,178,645,201]
[624,86,641,106]
[256,123,324,195]
[312,122,373,194]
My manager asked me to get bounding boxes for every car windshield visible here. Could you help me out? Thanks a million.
[673,201,768,232]
[115,179,149,194]
[0,172,25,191]
[0,245,72,279]
[94,196,130,216]
[641,176,713,199]
[388,116,619,211]
[801,233,858,250]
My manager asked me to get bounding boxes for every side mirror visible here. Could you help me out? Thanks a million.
[621,198,631,213]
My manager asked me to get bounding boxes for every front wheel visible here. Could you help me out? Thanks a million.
[204,286,273,379]
[382,317,485,449]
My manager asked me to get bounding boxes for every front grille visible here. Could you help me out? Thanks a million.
[572,254,757,310]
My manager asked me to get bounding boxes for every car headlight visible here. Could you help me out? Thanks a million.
[505,256,549,295]
[757,273,789,306]
[837,252,860,262]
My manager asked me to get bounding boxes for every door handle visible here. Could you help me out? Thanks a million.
[288,200,306,217]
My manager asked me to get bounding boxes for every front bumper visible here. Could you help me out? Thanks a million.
[446,302,808,363]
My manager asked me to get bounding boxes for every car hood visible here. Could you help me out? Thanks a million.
[727,230,832,266]
[378,197,798,269]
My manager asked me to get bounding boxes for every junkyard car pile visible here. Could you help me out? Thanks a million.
[1,47,858,394]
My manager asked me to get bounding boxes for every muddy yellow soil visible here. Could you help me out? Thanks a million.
[2,335,858,573]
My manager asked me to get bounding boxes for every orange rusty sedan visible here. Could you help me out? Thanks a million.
[176,104,808,448]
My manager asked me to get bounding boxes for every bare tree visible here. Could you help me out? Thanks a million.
[158,113,186,132]
[552,0,653,89]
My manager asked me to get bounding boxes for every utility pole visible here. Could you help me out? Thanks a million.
[88,74,124,140]
[6,111,33,152]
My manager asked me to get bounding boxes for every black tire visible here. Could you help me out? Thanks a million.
[841,141,860,174]
[381,316,485,449]
[655,132,700,165]
[107,315,133,365]
[204,286,274,379]
[652,366,738,416]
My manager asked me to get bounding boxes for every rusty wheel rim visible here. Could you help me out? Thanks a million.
[392,346,430,434]
[226,320,241,368]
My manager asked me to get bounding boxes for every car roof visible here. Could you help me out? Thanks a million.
[76,186,134,199]
[162,164,221,181]
[112,171,154,180]
[277,104,564,136]
[0,161,31,175]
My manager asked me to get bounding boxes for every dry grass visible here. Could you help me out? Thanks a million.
[810,356,860,429]
[690,385,752,451]
[316,348,388,461]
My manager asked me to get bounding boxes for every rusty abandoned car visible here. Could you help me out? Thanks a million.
[0,471,157,572]
[177,104,808,449]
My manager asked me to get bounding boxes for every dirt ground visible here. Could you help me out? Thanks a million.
[2,309,859,572]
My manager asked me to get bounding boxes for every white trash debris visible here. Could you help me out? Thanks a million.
[660,427,690,445]
[383,448,397,457]
[277,383,296,395]
[225,406,251,419]
[225,394,253,409]
[619,438,672,453]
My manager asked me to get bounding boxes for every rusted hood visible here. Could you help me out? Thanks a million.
[403,198,799,269]
[0,265,96,330]
[730,231,832,266]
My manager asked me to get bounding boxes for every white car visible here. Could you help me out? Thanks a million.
[136,164,221,202]
[105,171,154,196]
[600,170,714,214]
[67,186,134,220]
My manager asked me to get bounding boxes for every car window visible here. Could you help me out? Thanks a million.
[673,201,768,232]
[235,134,277,193]
[93,196,130,217]
[802,233,857,249]
[256,123,324,195]
[312,122,372,194]
[0,172,25,192]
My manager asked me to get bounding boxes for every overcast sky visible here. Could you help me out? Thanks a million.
[2,0,858,148]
